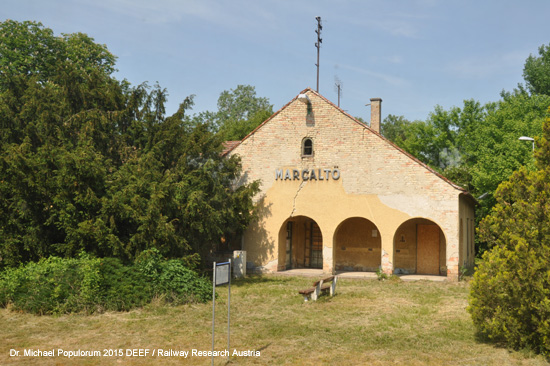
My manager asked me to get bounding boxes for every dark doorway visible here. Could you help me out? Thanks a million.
[280,216,323,269]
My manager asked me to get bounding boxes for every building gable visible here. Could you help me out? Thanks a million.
[226,87,471,201]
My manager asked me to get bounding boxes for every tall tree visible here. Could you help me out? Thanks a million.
[523,42,550,96]
[0,21,259,268]
[465,91,550,199]
[380,114,412,146]
[384,100,484,173]
[381,95,548,255]
[196,84,273,141]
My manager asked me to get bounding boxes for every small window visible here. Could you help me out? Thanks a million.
[302,138,313,156]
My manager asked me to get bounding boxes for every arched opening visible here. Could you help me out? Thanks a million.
[334,217,381,272]
[278,216,323,270]
[393,218,446,276]
[302,138,313,157]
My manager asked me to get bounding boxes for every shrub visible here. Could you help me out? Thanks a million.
[468,241,550,355]
[0,256,102,314]
[376,267,389,281]
[0,253,212,314]
[98,257,154,311]
[135,249,211,304]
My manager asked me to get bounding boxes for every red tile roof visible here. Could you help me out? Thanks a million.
[222,141,241,156]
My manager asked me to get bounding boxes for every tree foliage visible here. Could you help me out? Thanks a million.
[468,108,550,356]
[523,42,550,96]
[191,84,273,141]
[468,92,548,194]
[380,114,413,147]
[0,21,259,269]
[382,100,486,172]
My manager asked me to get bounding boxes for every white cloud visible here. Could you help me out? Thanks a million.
[371,18,422,39]
[342,14,424,39]
[333,0,438,39]
[339,63,409,87]
[385,55,404,64]
[445,51,526,79]
[87,0,281,31]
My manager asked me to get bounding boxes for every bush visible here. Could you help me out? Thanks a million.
[98,257,154,311]
[0,252,212,314]
[375,267,388,281]
[0,256,102,314]
[135,249,211,304]
[468,241,550,356]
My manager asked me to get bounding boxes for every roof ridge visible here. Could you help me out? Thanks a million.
[307,89,470,194]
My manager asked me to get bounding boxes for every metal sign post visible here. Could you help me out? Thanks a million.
[211,261,216,366]
[212,259,231,365]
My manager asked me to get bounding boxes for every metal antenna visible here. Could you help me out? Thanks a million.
[334,76,342,108]
[315,16,322,92]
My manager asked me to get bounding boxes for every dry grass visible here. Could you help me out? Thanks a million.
[1,275,548,365]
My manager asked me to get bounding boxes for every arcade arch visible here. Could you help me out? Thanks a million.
[334,217,381,272]
[278,216,323,270]
[393,218,446,276]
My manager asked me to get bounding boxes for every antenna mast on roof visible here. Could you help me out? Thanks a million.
[334,76,342,107]
[315,16,322,92]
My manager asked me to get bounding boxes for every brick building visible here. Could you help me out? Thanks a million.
[224,88,476,281]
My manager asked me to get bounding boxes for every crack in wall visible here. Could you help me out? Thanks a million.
[290,181,307,217]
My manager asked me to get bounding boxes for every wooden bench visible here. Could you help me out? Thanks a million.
[298,276,338,302]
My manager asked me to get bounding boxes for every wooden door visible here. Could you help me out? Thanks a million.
[417,224,440,275]
[310,222,323,269]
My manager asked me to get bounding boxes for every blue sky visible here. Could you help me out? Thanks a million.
[3,0,550,122]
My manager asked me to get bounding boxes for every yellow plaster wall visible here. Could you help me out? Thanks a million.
[459,195,476,269]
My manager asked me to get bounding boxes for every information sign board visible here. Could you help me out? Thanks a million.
[215,262,230,286]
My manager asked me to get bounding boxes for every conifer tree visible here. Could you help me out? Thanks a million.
[0,21,259,268]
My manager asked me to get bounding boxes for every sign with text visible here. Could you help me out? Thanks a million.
[275,168,340,181]
[215,262,230,286]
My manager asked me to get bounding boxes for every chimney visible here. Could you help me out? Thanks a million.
[370,98,382,133]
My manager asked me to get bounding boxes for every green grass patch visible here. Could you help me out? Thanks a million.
[1,275,549,365]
